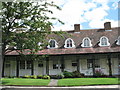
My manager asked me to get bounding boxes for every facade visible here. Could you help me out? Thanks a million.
[3,22,120,77]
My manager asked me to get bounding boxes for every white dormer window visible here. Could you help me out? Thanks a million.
[47,39,58,49]
[116,36,120,45]
[99,36,110,46]
[81,37,92,47]
[64,38,75,48]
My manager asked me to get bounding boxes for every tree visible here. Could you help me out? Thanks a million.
[1,1,64,77]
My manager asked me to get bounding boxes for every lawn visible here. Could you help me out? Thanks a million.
[58,78,119,86]
[1,78,50,86]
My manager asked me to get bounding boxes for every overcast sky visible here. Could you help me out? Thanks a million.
[48,0,119,31]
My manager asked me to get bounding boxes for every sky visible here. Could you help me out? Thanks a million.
[48,0,119,31]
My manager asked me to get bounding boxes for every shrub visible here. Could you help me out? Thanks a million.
[42,75,50,79]
[56,73,64,79]
[72,71,81,77]
[37,75,43,79]
[24,75,31,78]
[72,71,85,78]
[95,69,104,77]
[63,71,73,78]
[31,75,37,79]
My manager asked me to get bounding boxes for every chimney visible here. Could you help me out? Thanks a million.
[74,24,80,32]
[104,22,111,30]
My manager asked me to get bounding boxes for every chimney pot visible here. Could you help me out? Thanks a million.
[104,22,111,30]
[74,24,80,32]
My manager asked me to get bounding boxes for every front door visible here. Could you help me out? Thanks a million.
[38,60,44,75]
[19,60,32,76]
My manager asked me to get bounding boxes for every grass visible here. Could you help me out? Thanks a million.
[58,78,119,86]
[1,78,50,86]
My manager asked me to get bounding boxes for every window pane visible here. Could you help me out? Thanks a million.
[20,61,25,69]
[27,61,32,69]
[84,38,90,47]
[50,40,55,48]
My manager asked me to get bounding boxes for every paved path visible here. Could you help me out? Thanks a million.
[48,79,58,86]
[0,85,119,90]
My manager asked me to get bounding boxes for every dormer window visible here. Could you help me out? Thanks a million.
[116,36,120,45]
[81,37,92,47]
[64,38,75,48]
[99,36,110,46]
[47,39,58,49]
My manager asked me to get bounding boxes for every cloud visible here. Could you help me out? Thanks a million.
[48,0,118,31]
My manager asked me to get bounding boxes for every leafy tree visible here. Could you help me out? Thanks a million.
[1,1,64,77]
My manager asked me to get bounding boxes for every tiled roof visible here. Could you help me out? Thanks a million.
[6,27,120,55]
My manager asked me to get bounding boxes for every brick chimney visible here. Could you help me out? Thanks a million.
[104,22,111,30]
[74,24,80,32]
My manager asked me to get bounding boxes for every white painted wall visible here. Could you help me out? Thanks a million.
[4,55,119,76]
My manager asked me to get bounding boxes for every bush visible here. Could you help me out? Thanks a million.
[72,71,81,77]
[56,73,64,79]
[72,71,85,78]
[95,69,104,77]
[24,75,31,78]
[42,75,50,79]
[63,71,73,78]
[31,75,37,79]
[37,75,43,79]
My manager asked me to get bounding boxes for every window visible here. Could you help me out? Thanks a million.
[72,60,77,66]
[53,60,59,69]
[47,39,58,49]
[5,60,11,68]
[99,36,110,46]
[60,64,65,69]
[116,36,120,45]
[87,59,100,69]
[64,38,75,48]
[81,37,92,47]
[20,61,32,69]
[38,61,43,67]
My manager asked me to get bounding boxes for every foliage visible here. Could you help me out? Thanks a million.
[24,75,31,78]
[63,71,73,78]
[42,75,50,79]
[1,1,64,56]
[56,73,64,79]
[95,69,104,76]
[37,75,43,79]
[31,75,37,79]
[72,71,84,78]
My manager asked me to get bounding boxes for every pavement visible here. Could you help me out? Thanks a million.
[48,79,58,86]
[0,85,119,90]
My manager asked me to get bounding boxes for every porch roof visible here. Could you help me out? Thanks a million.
[5,46,120,55]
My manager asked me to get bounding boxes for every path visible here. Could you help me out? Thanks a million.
[48,79,58,86]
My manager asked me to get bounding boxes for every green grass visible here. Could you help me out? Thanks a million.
[1,78,50,86]
[58,78,119,86]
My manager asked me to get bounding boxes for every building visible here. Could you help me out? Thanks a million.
[3,22,120,77]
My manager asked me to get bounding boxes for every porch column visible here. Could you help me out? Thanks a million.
[118,54,120,77]
[61,56,64,72]
[92,59,96,76]
[31,60,34,75]
[2,57,5,77]
[107,54,112,76]
[46,57,49,75]
[16,57,19,77]
[77,57,80,72]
